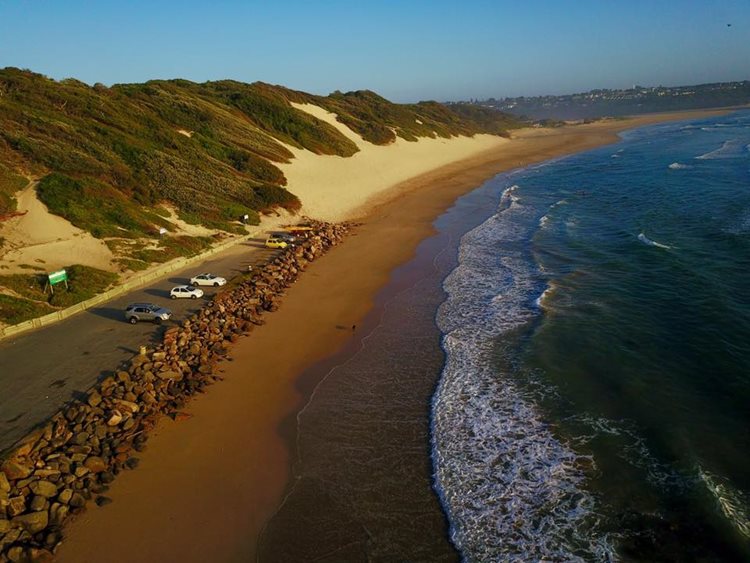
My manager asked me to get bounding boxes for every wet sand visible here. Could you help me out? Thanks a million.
[56,110,731,562]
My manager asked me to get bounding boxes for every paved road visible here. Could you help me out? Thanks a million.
[0,236,278,453]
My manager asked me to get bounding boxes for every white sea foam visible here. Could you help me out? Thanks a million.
[432,186,614,561]
[698,468,750,539]
[696,139,748,160]
[534,284,556,309]
[568,413,683,489]
[668,162,691,170]
[638,232,672,249]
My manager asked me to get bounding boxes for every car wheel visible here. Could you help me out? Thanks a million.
[192,281,199,287]
[171,295,177,299]
[191,294,198,299]
[129,317,137,324]
[214,282,220,287]
[154,317,162,325]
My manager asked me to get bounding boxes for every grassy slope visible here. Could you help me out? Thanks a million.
[0,68,523,324]
[0,68,523,232]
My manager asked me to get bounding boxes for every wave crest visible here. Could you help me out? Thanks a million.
[668,162,691,170]
[698,468,750,540]
[638,232,672,249]
[696,140,748,160]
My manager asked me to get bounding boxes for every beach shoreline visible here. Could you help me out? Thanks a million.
[55,108,732,562]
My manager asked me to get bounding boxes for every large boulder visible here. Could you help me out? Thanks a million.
[156,370,183,381]
[29,480,57,498]
[1,460,32,481]
[83,456,107,474]
[6,496,26,517]
[11,509,48,534]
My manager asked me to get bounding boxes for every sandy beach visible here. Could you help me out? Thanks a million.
[55,108,732,562]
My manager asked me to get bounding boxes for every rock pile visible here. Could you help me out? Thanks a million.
[0,222,350,562]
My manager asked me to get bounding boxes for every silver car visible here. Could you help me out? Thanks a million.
[124,303,172,324]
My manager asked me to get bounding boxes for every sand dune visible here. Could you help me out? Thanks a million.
[0,119,505,277]
[0,182,114,274]
[282,102,509,221]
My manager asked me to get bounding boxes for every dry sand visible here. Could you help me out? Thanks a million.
[282,102,510,221]
[56,109,732,562]
[0,181,114,275]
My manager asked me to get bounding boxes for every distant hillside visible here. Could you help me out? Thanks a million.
[0,68,523,235]
[462,80,750,120]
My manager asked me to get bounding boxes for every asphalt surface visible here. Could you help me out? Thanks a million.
[0,237,278,454]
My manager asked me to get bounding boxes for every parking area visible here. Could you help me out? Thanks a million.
[0,236,281,452]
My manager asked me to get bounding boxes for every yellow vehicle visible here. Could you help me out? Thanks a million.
[265,237,288,249]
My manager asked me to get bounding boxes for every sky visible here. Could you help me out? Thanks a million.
[0,0,748,103]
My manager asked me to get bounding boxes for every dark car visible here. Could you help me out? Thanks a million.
[272,232,298,245]
[124,302,172,324]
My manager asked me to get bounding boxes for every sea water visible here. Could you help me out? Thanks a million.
[432,111,750,561]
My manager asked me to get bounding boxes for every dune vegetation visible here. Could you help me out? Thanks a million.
[0,68,523,325]
[0,68,523,233]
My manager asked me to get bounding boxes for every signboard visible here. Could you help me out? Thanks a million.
[48,270,67,285]
[46,269,68,294]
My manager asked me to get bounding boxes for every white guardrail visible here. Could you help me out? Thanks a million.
[0,233,255,341]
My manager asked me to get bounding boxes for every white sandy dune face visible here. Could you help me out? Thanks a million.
[0,182,114,274]
[282,103,509,222]
[0,109,507,273]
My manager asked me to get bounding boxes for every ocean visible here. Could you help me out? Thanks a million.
[433,111,750,561]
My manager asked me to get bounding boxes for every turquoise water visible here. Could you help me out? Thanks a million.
[433,111,750,561]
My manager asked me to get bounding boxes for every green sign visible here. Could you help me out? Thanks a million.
[48,269,68,285]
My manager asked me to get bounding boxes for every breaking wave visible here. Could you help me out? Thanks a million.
[668,162,691,170]
[638,232,672,249]
[432,185,614,561]
[695,139,749,160]
[698,468,750,540]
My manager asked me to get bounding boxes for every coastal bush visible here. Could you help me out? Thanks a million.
[246,184,301,213]
[203,81,360,157]
[0,294,53,325]
[47,265,119,307]
[0,68,521,240]
[0,163,27,213]
[36,173,171,238]
[0,264,118,309]
[131,235,215,264]
[444,102,524,136]
[0,272,48,301]
[292,89,524,145]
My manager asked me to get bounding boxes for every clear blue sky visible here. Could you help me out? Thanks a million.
[1,0,748,102]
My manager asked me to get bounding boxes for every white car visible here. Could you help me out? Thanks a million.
[189,273,227,287]
[170,285,204,299]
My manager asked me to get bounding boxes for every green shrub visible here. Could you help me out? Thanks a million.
[0,272,47,301]
[0,264,118,309]
[0,163,27,213]
[0,294,53,325]
[36,173,170,237]
[132,235,215,264]
[48,265,119,307]
[0,68,519,238]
